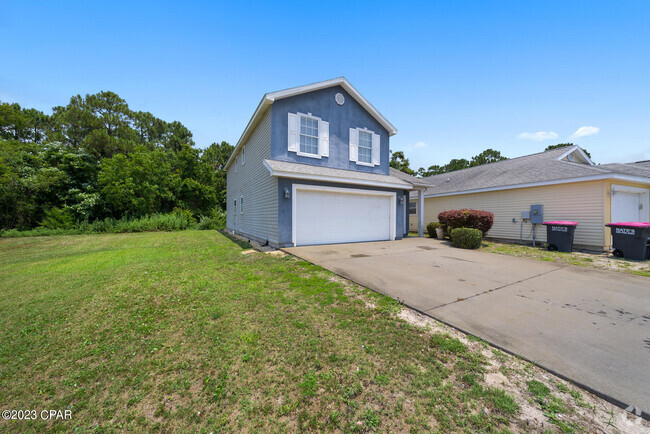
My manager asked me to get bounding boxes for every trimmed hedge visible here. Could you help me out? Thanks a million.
[438,209,494,235]
[451,228,483,249]
[426,222,441,238]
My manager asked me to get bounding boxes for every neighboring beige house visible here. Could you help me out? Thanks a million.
[408,146,650,250]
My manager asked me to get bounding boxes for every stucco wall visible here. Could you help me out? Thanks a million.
[226,109,278,245]
[270,85,390,175]
[410,180,607,249]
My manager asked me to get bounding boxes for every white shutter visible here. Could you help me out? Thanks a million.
[371,133,380,166]
[349,128,358,162]
[318,120,329,157]
[287,113,299,152]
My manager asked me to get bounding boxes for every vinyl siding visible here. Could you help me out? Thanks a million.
[410,180,606,249]
[226,109,278,245]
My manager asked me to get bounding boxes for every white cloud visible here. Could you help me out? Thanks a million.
[516,131,559,141]
[413,141,427,149]
[570,126,599,139]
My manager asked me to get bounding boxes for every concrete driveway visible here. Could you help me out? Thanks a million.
[284,237,650,418]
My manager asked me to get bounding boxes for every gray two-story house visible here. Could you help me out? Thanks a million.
[225,78,416,247]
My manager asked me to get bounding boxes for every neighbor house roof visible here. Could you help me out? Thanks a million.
[414,146,650,198]
[225,77,397,171]
[264,160,413,190]
[389,168,431,188]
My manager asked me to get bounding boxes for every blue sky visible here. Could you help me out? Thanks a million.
[1,1,648,169]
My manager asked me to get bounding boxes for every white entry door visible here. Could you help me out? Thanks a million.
[611,185,649,223]
[293,185,395,246]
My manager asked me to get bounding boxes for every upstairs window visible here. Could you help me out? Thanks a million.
[287,112,329,158]
[241,145,245,165]
[299,116,319,155]
[358,131,373,164]
[349,127,380,167]
[240,196,244,214]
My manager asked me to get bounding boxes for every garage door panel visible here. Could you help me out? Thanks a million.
[295,188,393,246]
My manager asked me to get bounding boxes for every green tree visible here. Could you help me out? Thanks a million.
[389,150,416,175]
[442,158,470,173]
[470,148,508,167]
[98,148,178,217]
[201,141,234,208]
[545,143,591,158]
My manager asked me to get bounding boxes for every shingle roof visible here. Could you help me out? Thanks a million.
[388,168,430,187]
[264,159,413,189]
[416,146,650,196]
[598,162,650,178]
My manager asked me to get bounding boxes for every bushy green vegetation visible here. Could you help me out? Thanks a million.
[0,94,233,232]
[0,209,225,237]
[426,222,441,238]
[451,227,483,249]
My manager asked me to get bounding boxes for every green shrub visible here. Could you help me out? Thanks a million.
[39,208,75,229]
[438,209,494,235]
[197,208,226,230]
[450,228,482,249]
[426,222,441,238]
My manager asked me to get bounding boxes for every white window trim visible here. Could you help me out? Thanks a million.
[350,127,379,167]
[234,199,237,214]
[235,156,238,172]
[356,129,374,166]
[296,112,322,159]
[241,145,245,165]
[291,183,396,246]
[240,195,244,214]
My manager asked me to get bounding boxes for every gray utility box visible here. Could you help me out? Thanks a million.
[530,204,544,224]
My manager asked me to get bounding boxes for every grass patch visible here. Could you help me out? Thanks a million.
[483,241,650,277]
[527,380,577,432]
[0,231,523,431]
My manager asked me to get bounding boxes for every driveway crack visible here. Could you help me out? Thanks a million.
[426,265,567,312]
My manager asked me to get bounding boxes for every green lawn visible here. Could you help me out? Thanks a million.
[0,231,635,432]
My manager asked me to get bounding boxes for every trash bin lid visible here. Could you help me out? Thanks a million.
[606,222,650,228]
[543,221,578,226]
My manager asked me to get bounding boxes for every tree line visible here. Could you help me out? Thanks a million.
[0,92,233,230]
[390,143,587,177]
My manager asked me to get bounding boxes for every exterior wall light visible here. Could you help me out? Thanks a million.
[399,195,405,204]
[284,188,291,199]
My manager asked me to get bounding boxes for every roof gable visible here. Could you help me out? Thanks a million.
[225,78,396,170]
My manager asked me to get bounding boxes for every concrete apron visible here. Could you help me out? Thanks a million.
[284,238,650,420]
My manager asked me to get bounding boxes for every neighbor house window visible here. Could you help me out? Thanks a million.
[409,201,417,215]
[241,145,245,165]
[235,156,238,172]
[240,196,244,214]
[234,199,237,213]
[358,131,373,164]
[299,116,319,155]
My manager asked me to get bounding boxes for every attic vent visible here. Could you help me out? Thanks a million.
[335,93,345,105]
[567,153,574,161]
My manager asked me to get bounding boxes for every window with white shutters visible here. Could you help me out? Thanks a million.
[288,112,329,158]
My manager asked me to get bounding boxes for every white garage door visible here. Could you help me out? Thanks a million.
[294,186,395,246]
[611,185,649,223]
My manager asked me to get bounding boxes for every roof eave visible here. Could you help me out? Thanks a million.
[422,173,650,198]
[263,161,412,190]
